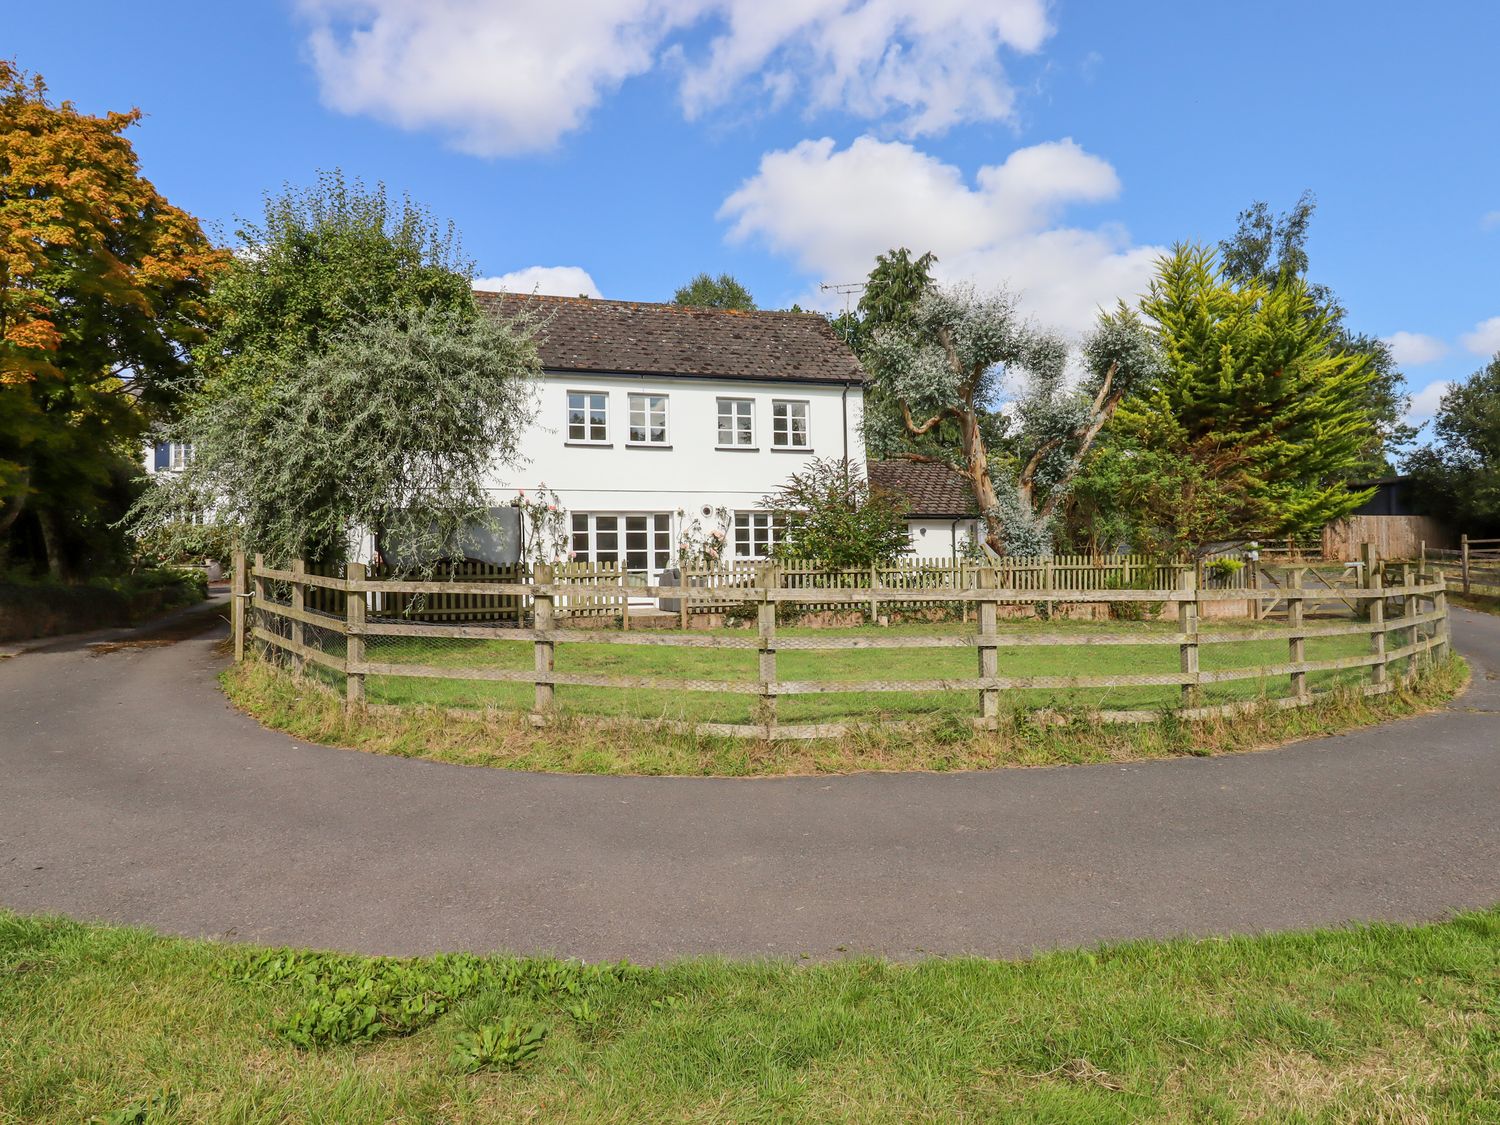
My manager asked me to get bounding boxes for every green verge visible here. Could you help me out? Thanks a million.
[3,909,1497,1123]
[221,652,1468,777]
[1452,593,1500,617]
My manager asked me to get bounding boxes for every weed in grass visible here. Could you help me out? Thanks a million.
[449,1021,549,1073]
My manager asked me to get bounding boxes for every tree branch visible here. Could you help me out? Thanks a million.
[901,400,945,436]
[1086,360,1119,420]
[1038,390,1126,520]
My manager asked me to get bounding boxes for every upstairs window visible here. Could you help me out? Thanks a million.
[628,394,669,445]
[567,391,608,443]
[717,398,755,447]
[170,442,192,470]
[771,400,810,449]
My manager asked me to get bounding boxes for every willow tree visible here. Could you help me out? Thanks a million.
[130,175,540,566]
[865,284,1162,555]
[131,304,540,567]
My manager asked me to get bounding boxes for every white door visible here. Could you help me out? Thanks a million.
[570,512,674,589]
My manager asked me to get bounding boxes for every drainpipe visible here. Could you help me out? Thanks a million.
[841,382,850,468]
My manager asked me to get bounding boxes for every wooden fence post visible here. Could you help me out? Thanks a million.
[976,567,999,724]
[231,549,247,663]
[756,563,778,733]
[251,553,266,659]
[1433,568,1449,661]
[1399,562,1418,672]
[1461,534,1470,596]
[1366,548,1387,689]
[345,561,366,706]
[1178,566,1200,707]
[869,561,879,623]
[679,565,691,630]
[1287,566,1306,700]
[290,557,306,676]
[533,563,555,713]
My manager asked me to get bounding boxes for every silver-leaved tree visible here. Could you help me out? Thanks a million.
[129,173,542,570]
[865,284,1163,556]
[132,302,540,569]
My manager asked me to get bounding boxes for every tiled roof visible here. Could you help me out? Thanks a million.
[867,460,978,518]
[475,291,864,384]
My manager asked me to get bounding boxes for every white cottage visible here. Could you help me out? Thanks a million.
[478,292,867,577]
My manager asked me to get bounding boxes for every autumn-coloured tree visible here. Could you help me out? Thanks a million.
[0,60,224,575]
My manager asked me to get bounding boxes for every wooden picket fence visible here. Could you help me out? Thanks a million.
[233,550,1452,740]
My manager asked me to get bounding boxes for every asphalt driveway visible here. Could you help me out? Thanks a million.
[2,602,1496,961]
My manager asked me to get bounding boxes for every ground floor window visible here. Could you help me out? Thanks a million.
[733,511,790,560]
[570,512,672,576]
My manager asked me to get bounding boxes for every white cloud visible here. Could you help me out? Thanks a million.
[1461,316,1500,357]
[719,135,1162,336]
[677,0,1052,137]
[1482,210,1500,231]
[1406,380,1451,423]
[474,266,602,298]
[297,0,1051,155]
[1383,331,1448,367]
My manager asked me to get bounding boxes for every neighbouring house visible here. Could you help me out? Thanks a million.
[474,292,867,578]
[143,439,193,476]
[866,460,983,558]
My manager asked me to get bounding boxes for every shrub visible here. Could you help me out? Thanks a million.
[764,458,910,567]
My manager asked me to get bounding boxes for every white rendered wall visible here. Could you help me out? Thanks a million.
[904,517,983,560]
[485,372,865,561]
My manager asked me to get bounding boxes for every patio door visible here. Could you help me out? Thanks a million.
[570,512,673,582]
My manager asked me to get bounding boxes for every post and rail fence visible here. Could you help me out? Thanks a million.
[1424,535,1500,599]
[232,548,1451,741]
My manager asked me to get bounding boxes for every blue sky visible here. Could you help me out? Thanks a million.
[11,2,1498,441]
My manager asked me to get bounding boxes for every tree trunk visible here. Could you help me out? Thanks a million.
[0,470,27,540]
[37,506,67,581]
[958,413,1003,551]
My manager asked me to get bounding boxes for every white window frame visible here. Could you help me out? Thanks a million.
[627,393,670,447]
[716,397,756,449]
[169,442,192,470]
[733,511,791,560]
[570,512,673,577]
[566,390,609,444]
[771,399,811,450]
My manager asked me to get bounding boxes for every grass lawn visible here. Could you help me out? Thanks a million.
[352,617,1403,725]
[222,651,1466,777]
[3,908,1496,1123]
[1453,592,1500,616]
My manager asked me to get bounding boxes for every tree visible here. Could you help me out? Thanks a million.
[1063,441,1247,558]
[1112,244,1377,542]
[198,171,472,404]
[1219,191,1414,475]
[865,285,1162,555]
[133,304,541,567]
[763,457,910,567]
[0,61,225,575]
[671,273,755,311]
[1405,354,1500,535]
[131,175,540,566]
